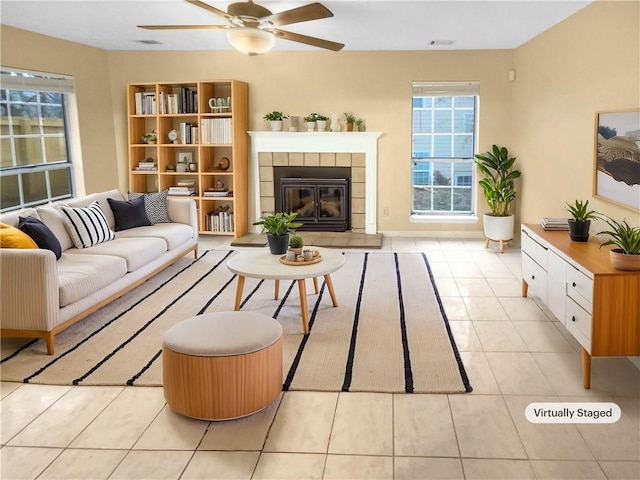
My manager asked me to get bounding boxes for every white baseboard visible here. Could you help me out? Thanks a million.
[378,230,485,239]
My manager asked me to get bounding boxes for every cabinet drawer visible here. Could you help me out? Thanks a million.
[548,251,567,284]
[566,266,593,313]
[547,278,566,324]
[523,253,548,303]
[521,230,548,270]
[565,297,592,352]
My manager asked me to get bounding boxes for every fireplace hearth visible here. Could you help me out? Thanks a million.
[275,166,350,231]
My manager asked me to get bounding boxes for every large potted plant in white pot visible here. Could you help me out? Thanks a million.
[474,145,521,252]
[263,111,288,131]
[253,212,302,255]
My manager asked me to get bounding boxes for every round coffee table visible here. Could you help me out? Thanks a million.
[226,247,345,334]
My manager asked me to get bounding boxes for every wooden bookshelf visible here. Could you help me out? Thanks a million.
[127,80,249,237]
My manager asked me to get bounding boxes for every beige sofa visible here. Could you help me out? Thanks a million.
[0,189,198,354]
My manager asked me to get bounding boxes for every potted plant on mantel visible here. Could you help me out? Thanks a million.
[253,212,303,255]
[473,145,521,253]
[565,199,598,242]
[263,111,288,132]
[344,112,356,131]
[596,215,640,271]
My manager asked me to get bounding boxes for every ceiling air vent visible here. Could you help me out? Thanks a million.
[429,40,455,46]
[134,40,163,45]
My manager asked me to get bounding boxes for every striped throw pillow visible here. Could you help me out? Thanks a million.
[60,201,115,249]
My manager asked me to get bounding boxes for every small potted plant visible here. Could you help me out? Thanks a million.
[355,118,365,132]
[142,130,157,144]
[596,215,640,270]
[315,114,329,132]
[344,113,356,131]
[303,113,319,131]
[565,199,598,242]
[473,145,521,252]
[288,234,304,255]
[253,212,303,254]
[263,111,288,132]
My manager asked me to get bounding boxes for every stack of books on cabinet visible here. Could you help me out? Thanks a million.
[541,217,569,231]
[127,79,248,238]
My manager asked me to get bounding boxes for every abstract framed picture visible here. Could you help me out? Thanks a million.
[594,109,640,211]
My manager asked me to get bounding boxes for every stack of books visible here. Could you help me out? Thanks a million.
[541,217,569,231]
[206,211,234,232]
[168,179,196,196]
[203,188,229,198]
[134,159,157,171]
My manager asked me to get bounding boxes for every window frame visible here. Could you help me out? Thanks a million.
[411,82,479,219]
[1,68,76,212]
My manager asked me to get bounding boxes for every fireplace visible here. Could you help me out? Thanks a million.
[275,166,350,231]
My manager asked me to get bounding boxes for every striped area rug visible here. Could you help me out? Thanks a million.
[1,250,471,393]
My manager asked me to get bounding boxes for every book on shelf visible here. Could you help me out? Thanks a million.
[206,210,234,232]
[203,191,229,197]
[541,217,569,230]
[200,118,233,144]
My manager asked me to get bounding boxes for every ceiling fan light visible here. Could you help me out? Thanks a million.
[226,28,275,56]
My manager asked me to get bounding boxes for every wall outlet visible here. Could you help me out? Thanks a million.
[383,206,390,217]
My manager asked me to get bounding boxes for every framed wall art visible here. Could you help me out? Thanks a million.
[593,109,640,211]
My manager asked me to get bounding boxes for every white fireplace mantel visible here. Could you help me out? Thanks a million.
[248,131,382,234]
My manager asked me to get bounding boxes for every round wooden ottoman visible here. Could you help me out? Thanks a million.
[162,311,283,420]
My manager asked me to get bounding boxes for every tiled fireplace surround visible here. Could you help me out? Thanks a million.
[249,132,382,234]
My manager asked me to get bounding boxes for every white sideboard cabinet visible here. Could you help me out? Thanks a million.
[521,224,640,389]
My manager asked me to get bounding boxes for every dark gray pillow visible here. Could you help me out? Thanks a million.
[107,196,151,231]
[18,216,62,260]
[128,190,171,224]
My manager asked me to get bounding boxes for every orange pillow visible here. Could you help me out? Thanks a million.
[0,222,38,249]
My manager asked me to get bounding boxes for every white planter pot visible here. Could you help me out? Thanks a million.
[483,214,514,240]
[305,121,316,131]
[316,120,328,132]
[268,120,283,132]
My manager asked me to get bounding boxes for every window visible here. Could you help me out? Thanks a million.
[412,82,478,216]
[1,69,76,212]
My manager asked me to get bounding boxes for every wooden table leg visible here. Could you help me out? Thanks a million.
[324,274,339,307]
[521,279,529,298]
[313,277,319,294]
[234,275,246,310]
[581,347,591,389]
[297,279,309,334]
[274,280,280,300]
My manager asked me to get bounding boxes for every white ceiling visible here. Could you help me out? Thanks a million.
[1,0,593,52]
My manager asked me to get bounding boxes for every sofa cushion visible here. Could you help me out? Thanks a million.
[0,208,39,227]
[36,206,74,251]
[18,216,62,260]
[60,201,116,249]
[58,253,128,307]
[64,237,167,272]
[107,196,151,231]
[115,223,194,250]
[67,189,123,229]
[129,190,171,224]
[0,222,38,249]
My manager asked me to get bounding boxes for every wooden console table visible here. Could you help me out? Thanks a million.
[521,224,640,389]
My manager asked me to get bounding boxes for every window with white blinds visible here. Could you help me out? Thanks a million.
[412,82,479,215]
[1,68,76,212]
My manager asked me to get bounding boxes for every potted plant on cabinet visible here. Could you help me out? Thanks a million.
[142,130,157,144]
[344,112,356,131]
[263,111,288,132]
[596,215,640,270]
[315,114,329,132]
[473,145,521,252]
[565,199,598,242]
[253,212,303,255]
[303,113,319,131]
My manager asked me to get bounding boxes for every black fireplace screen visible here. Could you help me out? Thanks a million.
[280,178,349,231]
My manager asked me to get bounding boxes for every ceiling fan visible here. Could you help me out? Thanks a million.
[138,0,344,55]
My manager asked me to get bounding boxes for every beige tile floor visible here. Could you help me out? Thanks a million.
[2,237,639,480]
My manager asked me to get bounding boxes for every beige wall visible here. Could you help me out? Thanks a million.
[106,49,514,234]
[3,0,637,233]
[512,0,640,229]
[0,25,119,195]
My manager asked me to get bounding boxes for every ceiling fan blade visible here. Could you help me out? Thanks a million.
[261,2,333,27]
[185,0,231,20]
[138,24,230,30]
[271,28,344,51]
